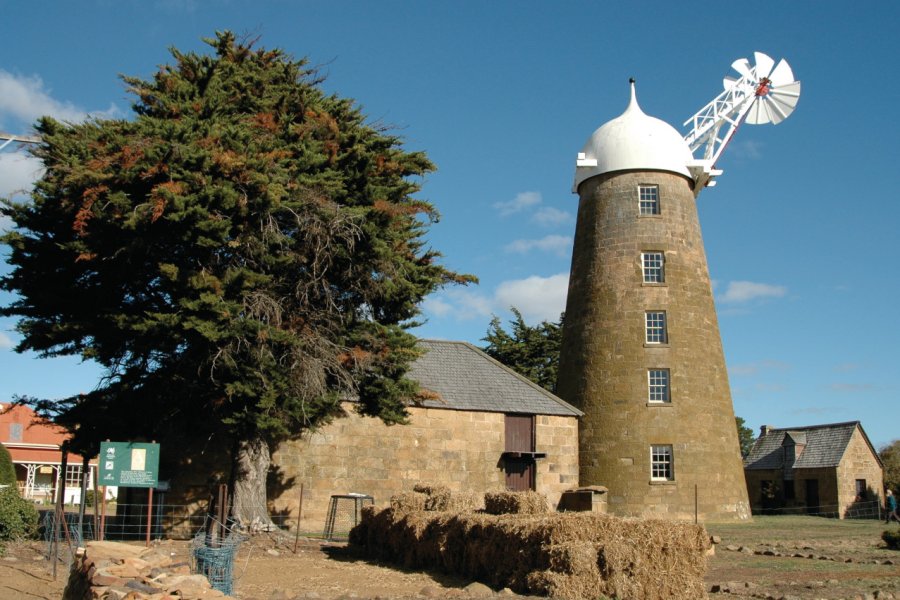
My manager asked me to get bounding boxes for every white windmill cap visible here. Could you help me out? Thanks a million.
[573,80,693,193]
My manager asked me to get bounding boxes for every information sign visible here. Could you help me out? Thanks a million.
[99,441,160,488]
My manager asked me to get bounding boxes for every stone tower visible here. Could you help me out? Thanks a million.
[557,83,751,521]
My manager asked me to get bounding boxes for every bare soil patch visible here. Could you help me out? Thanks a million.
[1,516,897,599]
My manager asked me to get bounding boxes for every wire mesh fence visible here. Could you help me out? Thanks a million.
[40,502,297,544]
[751,499,884,520]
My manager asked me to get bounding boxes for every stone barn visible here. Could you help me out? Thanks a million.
[743,421,884,518]
[269,339,582,531]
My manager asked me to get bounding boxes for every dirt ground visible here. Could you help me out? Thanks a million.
[1,516,898,600]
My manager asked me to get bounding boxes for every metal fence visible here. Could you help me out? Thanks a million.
[751,499,884,520]
[41,502,298,545]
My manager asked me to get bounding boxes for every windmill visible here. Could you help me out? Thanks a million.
[557,52,801,521]
[683,51,801,194]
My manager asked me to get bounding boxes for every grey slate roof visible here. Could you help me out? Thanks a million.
[406,340,582,417]
[744,421,880,470]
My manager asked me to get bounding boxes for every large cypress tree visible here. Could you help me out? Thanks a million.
[0,32,473,525]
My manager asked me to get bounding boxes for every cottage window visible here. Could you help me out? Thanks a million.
[639,185,659,215]
[648,369,670,403]
[642,252,665,283]
[650,445,673,481]
[65,464,84,488]
[855,479,867,500]
[9,423,22,442]
[645,311,667,344]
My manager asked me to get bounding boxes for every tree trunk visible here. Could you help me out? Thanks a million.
[231,436,275,532]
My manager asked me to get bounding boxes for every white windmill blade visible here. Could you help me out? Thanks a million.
[745,99,772,125]
[723,75,739,90]
[753,52,775,79]
[731,57,753,80]
[769,59,797,86]
[767,82,802,123]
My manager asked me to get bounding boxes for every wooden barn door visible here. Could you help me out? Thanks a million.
[805,479,820,515]
[504,414,535,491]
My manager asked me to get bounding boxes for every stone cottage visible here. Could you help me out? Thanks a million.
[269,339,583,530]
[743,421,884,518]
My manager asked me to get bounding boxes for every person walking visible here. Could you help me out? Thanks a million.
[886,490,899,524]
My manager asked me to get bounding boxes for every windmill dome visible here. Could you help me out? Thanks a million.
[573,82,693,192]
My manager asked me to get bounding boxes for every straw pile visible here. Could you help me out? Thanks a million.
[350,501,710,600]
[484,491,549,515]
[412,483,484,513]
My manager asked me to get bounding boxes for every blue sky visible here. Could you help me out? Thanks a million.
[1,1,898,449]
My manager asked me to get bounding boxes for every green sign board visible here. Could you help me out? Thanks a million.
[98,442,160,488]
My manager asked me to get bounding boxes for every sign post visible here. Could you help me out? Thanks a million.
[99,442,160,546]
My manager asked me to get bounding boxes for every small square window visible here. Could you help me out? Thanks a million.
[645,311,667,344]
[651,445,673,481]
[648,369,670,403]
[642,252,665,283]
[639,185,659,215]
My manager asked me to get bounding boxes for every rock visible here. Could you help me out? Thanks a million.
[710,535,722,544]
[498,588,517,596]
[419,585,444,597]
[463,582,495,597]
[726,544,740,551]
[267,548,281,556]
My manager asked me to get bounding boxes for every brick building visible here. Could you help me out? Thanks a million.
[743,421,884,518]
[0,402,100,503]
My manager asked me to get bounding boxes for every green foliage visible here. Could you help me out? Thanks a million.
[0,487,39,542]
[0,444,15,486]
[880,440,900,493]
[482,309,563,393]
[736,417,756,458]
[0,31,473,461]
[882,529,900,550]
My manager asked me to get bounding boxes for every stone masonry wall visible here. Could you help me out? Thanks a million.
[271,403,580,532]
[836,428,884,516]
[557,170,750,521]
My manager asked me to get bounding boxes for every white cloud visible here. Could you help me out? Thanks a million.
[729,359,791,377]
[532,206,573,227]
[0,69,120,128]
[423,272,569,326]
[0,151,45,230]
[718,280,786,303]
[493,191,542,216]
[0,331,14,350]
[731,139,764,160]
[0,151,43,195]
[829,383,876,393]
[504,235,572,257]
[494,273,568,323]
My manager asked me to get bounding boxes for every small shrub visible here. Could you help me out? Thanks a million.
[882,529,900,550]
[0,487,39,541]
[0,443,16,486]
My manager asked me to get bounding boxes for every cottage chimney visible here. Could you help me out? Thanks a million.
[760,425,774,437]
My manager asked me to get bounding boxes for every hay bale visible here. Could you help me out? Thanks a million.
[413,483,452,511]
[391,492,427,513]
[410,483,483,513]
[445,491,484,513]
[349,509,710,600]
[484,491,549,515]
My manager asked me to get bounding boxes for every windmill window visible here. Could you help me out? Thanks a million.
[642,252,665,283]
[648,369,670,403]
[645,311,667,344]
[639,185,660,215]
[651,445,674,481]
